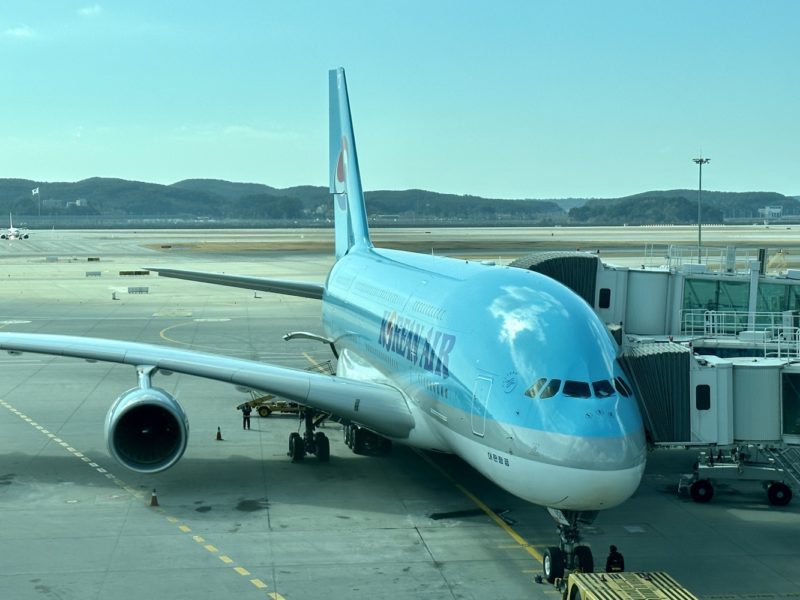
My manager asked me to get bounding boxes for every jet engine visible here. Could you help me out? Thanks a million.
[104,386,189,473]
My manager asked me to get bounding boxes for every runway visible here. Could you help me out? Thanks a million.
[2,227,799,599]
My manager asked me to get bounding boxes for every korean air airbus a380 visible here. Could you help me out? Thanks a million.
[0,69,646,581]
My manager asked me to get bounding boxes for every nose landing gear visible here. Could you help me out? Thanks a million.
[542,509,597,583]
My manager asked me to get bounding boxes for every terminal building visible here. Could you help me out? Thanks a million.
[511,245,800,503]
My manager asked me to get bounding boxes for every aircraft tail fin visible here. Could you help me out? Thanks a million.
[329,68,372,259]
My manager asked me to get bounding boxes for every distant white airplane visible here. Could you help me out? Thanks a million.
[0,69,646,582]
[1,213,29,240]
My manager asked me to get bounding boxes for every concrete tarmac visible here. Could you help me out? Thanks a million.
[1,227,800,600]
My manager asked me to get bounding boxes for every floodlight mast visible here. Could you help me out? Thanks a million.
[693,157,710,264]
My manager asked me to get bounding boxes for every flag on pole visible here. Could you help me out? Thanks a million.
[31,187,39,196]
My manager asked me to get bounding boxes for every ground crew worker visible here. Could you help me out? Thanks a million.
[241,404,252,430]
[605,545,625,572]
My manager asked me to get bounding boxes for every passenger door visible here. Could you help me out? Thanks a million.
[470,376,493,437]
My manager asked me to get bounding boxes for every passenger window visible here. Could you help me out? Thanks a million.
[563,380,591,398]
[592,380,615,398]
[599,288,611,309]
[614,377,632,397]
[539,379,561,399]
[696,384,711,411]
[524,378,547,398]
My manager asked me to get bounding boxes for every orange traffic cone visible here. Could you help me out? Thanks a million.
[216,427,223,441]
[150,488,159,507]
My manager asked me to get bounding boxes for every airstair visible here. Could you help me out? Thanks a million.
[764,446,800,488]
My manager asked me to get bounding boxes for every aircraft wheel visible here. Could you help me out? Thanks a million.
[543,546,565,583]
[257,406,272,418]
[289,432,304,461]
[344,424,353,448]
[767,482,792,506]
[352,427,366,454]
[315,432,330,462]
[690,479,714,503]
[574,545,594,573]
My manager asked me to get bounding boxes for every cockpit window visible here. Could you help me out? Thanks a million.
[592,380,615,398]
[524,378,547,398]
[563,380,591,398]
[539,379,561,399]
[614,377,632,397]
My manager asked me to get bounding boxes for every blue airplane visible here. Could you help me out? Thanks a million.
[0,68,646,581]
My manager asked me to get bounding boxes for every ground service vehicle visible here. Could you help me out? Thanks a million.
[560,571,699,600]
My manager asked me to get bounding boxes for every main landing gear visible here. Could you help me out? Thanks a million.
[542,509,597,584]
[343,423,392,455]
[287,408,330,462]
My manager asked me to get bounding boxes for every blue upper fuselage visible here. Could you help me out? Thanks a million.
[321,247,646,476]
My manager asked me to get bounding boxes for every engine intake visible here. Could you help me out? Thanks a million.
[105,387,189,473]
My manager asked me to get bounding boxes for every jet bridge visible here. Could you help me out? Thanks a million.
[509,251,600,307]
[621,341,800,504]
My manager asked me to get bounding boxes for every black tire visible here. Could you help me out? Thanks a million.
[257,406,272,418]
[767,482,792,506]
[315,432,330,462]
[344,425,353,448]
[574,545,594,573]
[378,437,393,455]
[289,432,304,461]
[690,479,714,503]
[543,546,565,583]
[352,427,366,454]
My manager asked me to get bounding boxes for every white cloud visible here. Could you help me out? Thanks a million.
[3,25,35,38]
[78,4,103,17]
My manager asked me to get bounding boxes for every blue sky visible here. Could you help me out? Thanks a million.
[1,1,797,198]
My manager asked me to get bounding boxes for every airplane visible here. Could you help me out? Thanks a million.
[1,213,29,240]
[0,68,646,582]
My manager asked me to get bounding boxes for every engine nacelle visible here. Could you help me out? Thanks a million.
[104,387,189,473]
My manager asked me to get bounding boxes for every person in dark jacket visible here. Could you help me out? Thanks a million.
[605,545,625,572]
[240,404,252,430]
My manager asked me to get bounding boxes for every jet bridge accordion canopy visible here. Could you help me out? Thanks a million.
[509,251,599,307]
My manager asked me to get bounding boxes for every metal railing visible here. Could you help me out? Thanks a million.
[681,309,800,358]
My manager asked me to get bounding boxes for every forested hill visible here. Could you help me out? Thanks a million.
[567,190,799,225]
[0,178,562,222]
[0,178,795,225]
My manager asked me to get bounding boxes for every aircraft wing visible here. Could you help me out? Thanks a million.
[148,268,324,300]
[0,332,413,438]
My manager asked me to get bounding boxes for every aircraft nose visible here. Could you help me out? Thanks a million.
[551,459,645,511]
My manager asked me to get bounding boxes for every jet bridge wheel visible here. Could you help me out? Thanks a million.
[543,546,565,583]
[690,479,714,503]
[767,482,792,506]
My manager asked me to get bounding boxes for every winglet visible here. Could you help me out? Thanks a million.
[329,68,372,259]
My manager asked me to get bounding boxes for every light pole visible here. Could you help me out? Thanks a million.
[693,157,710,263]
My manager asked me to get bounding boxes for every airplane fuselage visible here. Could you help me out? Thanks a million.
[322,247,647,512]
